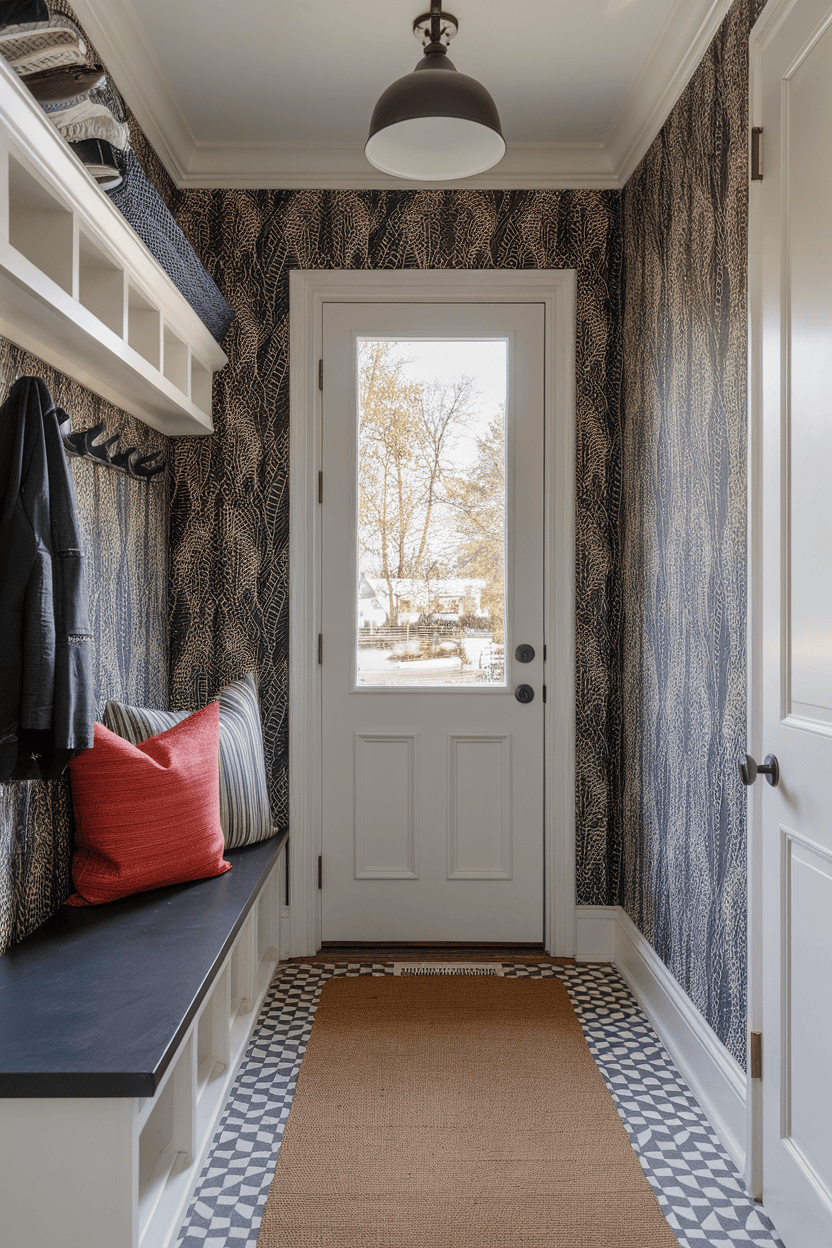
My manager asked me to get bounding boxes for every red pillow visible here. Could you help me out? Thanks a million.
[66,702,231,906]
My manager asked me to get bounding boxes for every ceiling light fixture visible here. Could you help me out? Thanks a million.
[365,1,505,181]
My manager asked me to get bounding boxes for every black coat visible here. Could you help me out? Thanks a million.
[0,377,94,781]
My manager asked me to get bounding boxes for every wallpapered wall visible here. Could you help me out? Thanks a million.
[0,343,169,953]
[168,188,625,904]
[618,0,766,1065]
[1,0,763,1074]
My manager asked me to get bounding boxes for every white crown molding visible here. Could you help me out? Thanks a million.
[71,0,733,191]
[180,141,617,191]
[605,0,736,183]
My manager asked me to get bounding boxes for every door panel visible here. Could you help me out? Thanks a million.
[447,734,512,879]
[321,302,545,942]
[757,1,832,1241]
[353,732,419,878]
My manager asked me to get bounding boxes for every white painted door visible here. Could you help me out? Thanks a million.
[755,1,832,1241]
[320,301,544,942]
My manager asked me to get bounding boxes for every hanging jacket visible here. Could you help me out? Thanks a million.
[0,376,94,781]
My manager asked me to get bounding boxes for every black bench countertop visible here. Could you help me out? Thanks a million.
[0,831,288,1099]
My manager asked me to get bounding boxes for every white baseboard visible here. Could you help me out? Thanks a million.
[575,905,748,1175]
[575,904,619,961]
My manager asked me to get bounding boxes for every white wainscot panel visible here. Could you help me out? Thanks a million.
[447,734,512,879]
[354,732,419,879]
[785,832,832,1203]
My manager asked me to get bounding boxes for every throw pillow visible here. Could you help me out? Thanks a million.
[104,672,274,849]
[67,702,231,906]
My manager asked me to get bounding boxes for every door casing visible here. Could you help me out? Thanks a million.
[288,269,577,957]
[747,0,830,1205]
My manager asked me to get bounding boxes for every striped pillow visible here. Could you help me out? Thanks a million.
[104,672,274,849]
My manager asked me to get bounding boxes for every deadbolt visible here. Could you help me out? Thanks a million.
[515,684,535,704]
[739,753,779,787]
[515,644,535,663]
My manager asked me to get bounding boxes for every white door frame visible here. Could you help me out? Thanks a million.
[288,269,577,958]
[746,0,791,1201]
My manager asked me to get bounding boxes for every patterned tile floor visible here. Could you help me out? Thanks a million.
[175,962,785,1248]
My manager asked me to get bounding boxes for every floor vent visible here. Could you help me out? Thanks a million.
[392,963,505,976]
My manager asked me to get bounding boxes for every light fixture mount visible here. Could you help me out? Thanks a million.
[365,0,505,181]
[412,6,458,48]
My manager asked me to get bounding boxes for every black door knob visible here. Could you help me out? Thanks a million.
[739,753,779,787]
[515,684,534,704]
[515,644,535,663]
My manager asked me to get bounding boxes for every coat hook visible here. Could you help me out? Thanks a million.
[60,418,167,482]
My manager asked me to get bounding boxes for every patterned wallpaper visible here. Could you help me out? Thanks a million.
[0,342,169,953]
[1,0,765,1075]
[618,0,766,1064]
[169,188,625,903]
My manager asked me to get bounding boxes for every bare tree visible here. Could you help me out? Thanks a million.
[446,412,506,640]
[357,342,476,622]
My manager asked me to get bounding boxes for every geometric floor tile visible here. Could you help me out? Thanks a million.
[176,961,785,1248]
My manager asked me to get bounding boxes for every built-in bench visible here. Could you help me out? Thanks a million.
[0,831,288,1248]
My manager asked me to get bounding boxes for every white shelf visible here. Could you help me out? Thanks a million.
[0,58,225,437]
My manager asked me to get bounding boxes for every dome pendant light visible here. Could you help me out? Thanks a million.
[365,1,505,181]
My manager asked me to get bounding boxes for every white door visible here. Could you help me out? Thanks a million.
[320,301,545,942]
[755,1,832,1241]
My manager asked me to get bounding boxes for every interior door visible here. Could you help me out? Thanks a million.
[320,301,545,942]
[757,1,832,1241]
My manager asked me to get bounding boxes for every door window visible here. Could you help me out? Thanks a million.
[355,338,508,688]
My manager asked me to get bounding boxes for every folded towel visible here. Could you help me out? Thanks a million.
[0,11,86,75]
[107,148,234,345]
[52,99,130,150]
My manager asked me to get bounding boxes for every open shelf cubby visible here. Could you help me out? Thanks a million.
[78,229,125,335]
[0,57,226,437]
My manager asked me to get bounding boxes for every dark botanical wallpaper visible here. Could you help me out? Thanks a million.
[169,188,624,901]
[2,0,765,1076]
[618,0,766,1064]
[0,342,168,953]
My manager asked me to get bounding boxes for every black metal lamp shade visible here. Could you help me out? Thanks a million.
[365,49,505,180]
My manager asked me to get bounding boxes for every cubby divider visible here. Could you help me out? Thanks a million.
[189,355,212,416]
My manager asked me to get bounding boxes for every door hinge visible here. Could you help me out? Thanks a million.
[750,1030,762,1079]
[751,127,763,181]
[318,633,323,664]
[542,685,547,703]
[318,358,324,390]
[318,855,322,889]
[543,644,547,661]
[318,470,323,503]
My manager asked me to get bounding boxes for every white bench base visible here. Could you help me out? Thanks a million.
[0,845,287,1248]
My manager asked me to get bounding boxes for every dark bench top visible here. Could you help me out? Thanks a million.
[0,831,288,1099]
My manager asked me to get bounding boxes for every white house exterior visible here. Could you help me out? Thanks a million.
[357,576,488,628]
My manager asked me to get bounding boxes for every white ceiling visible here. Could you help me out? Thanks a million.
[71,0,735,189]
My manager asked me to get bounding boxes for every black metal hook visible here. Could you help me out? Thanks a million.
[60,418,166,481]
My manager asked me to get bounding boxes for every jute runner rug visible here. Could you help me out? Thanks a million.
[257,975,680,1247]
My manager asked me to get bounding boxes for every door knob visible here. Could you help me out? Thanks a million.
[515,684,534,704]
[515,644,535,663]
[739,753,780,787]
